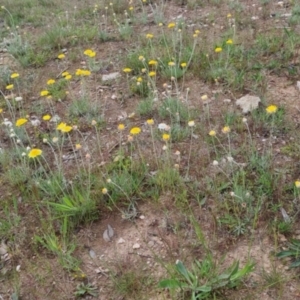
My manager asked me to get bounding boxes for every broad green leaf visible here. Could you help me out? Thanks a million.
[158,279,181,289]
[176,260,192,283]
[289,260,300,268]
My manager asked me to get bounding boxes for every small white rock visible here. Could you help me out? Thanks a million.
[117,238,125,244]
[102,72,121,82]
[132,243,140,249]
[139,215,145,220]
[236,94,261,114]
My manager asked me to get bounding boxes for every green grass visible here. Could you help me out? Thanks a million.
[1,0,300,298]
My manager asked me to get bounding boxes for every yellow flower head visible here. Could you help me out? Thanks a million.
[11,73,19,79]
[130,127,141,135]
[168,62,175,67]
[194,30,200,35]
[65,74,72,80]
[138,55,145,62]
[266,105,278,114]
[75,144,82,150]
[137,77,143,82]
[146,119,154,125]
[146,33,154,39]
[76,69,91,76]
[123,68,132,73]
[181,62,187,68]
[227,13,232,18]
[226,39,233,45]
[56,122,72,133]
[28,148,42,158]
[57,122,66,131]
[47,79,55,85]
[148,60,158,66]
[162,133,170,141]
[295,180,300,188]
[0,108,3,113]
[40,90,50,97]
[84,49,96,58]
[58,53,65,59]
[62,71,69,77]
[118,124,125,131]
[188,120,195,127]
[16,118,28,127]
[102,188,108,194]
[209,130,216,137]
[43,114,51,121]
[6,84,13,90]
[149,71,156,77]
[222,126,231,134]
[168,22,176,29]
[215,47,222,53]
[129,6,134,11]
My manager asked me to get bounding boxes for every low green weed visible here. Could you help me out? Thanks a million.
[159,257,254,299]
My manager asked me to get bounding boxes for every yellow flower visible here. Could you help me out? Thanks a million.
[222,126,231,134]
[65,74,72,80]
[162,133,170,141]
[201,94,208,100]
[84,49,96,58]
[227,13,232,18]
[57,122,72,133]
[146,119,154,125]
[266,105,278,114]
[226,39,233,45]
[0,108,3,113]
[42,114,51,121]
[129,6,134,10]
[215,47,222,53]
[82,70,91,76]
[168,62,175,67]
[102,188,108,194]
[130,127,141,135]
[123,68,132,73]
[62,125,72,133]
[194,30,200,35]
[6,84,13,90]
[148,60,158,66]
[16,118,28,127]
[28,148,42,158]
[58,53,65,59]
[188,120,195,127]
[168,22,176,28]
[76,69,91,76]
[57,122,67,131]
[40,90,50,97]
[138,55,145,61]
[11,73,19,79]
[75,144,82,150]
[118,124,125,131]
[181,62,187,68]
[209,130,216,137]
[47,79,55,85]
[146,33,154,39]
[137,77,143,82]
[62,71,69,77]
[149,71,156,77]
[158,22,163,26]
[295,180,300,188]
